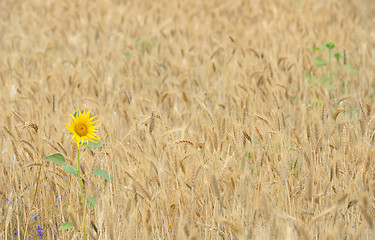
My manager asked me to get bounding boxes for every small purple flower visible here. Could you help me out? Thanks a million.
[33,214,38,220]
[13,231,17,237]
[64,176,67,180]
[37,232,43,237]
[36,226,43,232]
[4,198,9,203]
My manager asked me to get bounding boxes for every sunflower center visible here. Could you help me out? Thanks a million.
[75,123,88,136]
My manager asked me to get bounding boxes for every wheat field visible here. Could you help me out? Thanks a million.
[1,0,375,239]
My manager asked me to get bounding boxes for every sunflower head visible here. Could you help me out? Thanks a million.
[64,109,99,148]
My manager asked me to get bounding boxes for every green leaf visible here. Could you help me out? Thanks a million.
[85,139,103,149]
[245,152,252,159]
[286,146,297,151]
[305,73,312,84]
[334,51,343,64]
[289,159,300,168]
[87,196,95,208]
[315,41,336,51]
[43,153,66,165]
[94,168,114,181]
[58,222,74,230]
[323,41,336,50]
[135,40,142,46]
[62,165,78,177]
[313,57,325,67]
[346,65,357,74]
[123,52,131,58]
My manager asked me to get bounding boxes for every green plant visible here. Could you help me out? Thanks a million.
[123,40,155,58]
[43,110,113,240]
[305,41,357,90]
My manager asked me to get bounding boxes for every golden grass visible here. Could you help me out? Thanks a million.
[1,0,375,239]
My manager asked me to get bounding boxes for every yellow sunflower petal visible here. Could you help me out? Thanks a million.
[64,109,100,149]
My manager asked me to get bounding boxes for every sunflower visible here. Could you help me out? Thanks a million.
[64,109,99,148]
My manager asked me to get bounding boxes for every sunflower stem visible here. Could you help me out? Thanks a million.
[77,148,87,240]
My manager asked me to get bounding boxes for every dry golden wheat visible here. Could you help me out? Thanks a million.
[1,0,375,239]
